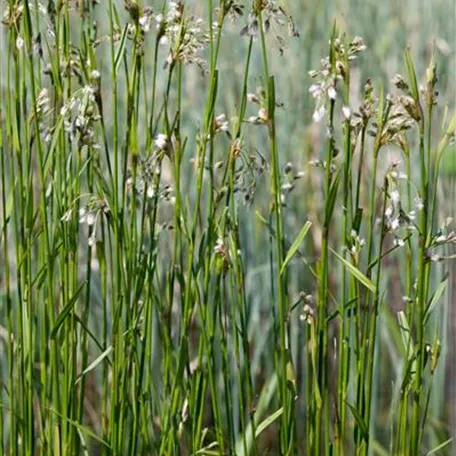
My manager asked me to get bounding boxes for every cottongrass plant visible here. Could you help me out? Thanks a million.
[0,1,454,455]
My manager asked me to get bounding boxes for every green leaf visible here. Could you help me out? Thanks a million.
[75,346,113,384]
[330,248,376,293]
[377,85,384,131]
[424,273,448,324]
[4,184,14,222]
[285,349,296,394]
[193,443,220,456]
[48,408,111,449]
[352,207,363,232]
[371,440,389,456]
[346,402,369,441]
[397,311,413,355]
[50,281,86,339]
[73,313,108,355]
[280,221,312,275]
[426,437,453,455]
[114,25,129,74]
[309,325,322,410]
[53,424,61,456]
[327,296,358,322]
[324,169,341,227]
[45,115,64,172]
[400,351,417,392]
[404,48,419,100]
[235,375,278,456]
[439,144,456,175]
[254,407,283,438]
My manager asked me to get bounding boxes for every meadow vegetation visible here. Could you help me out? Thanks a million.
[0,0,455,455]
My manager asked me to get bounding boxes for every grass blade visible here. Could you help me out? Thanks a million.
[330,248,376,293]
[280,221,311,275]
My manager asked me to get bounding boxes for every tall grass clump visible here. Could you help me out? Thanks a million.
[0,1,454,455]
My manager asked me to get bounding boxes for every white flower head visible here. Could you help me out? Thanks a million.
[313,105,326,123]
[415,195,424,211]
[88,234,97,247]
[394,237,405,247]
[214,236,225,255]
[155,13,164,25]
[327,86,337,100]
[154,133,168,150]
[147,186,155,199]
[351,36,367,52]
[139,14,151,32]
[309,84,322,98]
[435,234,446,243]
[391,171,408,180]
[342,105,351,120]
[258,108,268,122]
[214,113,229,132]
[16,36,24,50]
[79,207,87,224]
[391,190,400,203]
[159,35,169,46]
[300,304,314,325]
[281,182,294,192]
[385,205,393,218]
[167,1,182,23]
[391,218,400,231]
[86,212,96,226]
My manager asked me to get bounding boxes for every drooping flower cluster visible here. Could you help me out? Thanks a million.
[125,153,176,209]
[280,161,305,206]
[212,113,229,135]
[233,147,267,206]
[362,72,426,150]
[130,2,209,69]
[60,84,101,149]
[213,233,242,275]
[299,292,315,325]
[61,196,110,247]
[380,95,418,146]
[246,87,269,124]
[348,79,376,143]
[33,87,52,140]
[425,218,456,263]
[309,36,367,123]
[246,86,285,125]
[154,133,169,151]
[215,1,245,25]
[382,161,418,246]
[156,1,210,71]
[240,1,299,55]
[346,229,366,261]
